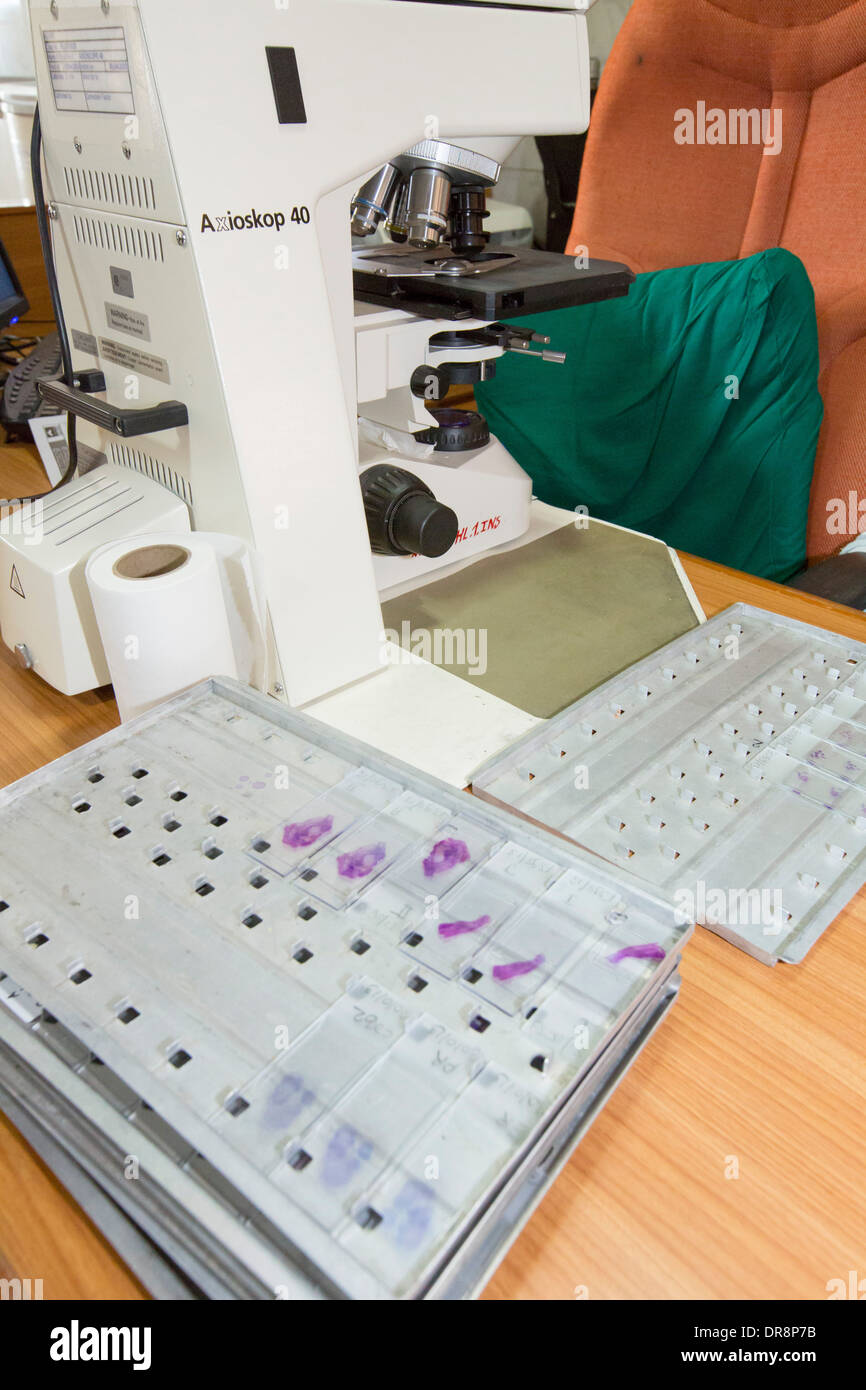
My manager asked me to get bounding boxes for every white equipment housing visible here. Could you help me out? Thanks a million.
[0,462,188,693]
[22,0,594,705]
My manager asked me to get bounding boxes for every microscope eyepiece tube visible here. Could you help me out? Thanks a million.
[405,166,452,249]
[350,163,401,237]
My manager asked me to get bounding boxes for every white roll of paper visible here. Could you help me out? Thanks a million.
[85,532,267,721]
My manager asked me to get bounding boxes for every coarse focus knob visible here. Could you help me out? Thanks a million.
[361,464,458,558]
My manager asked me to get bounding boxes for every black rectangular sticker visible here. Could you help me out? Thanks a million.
[265,46,307,124]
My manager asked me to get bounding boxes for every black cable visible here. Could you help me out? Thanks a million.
[0,334,39,355]
[0,104,78,508]
[31,107,71,381]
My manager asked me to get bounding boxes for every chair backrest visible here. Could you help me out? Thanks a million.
[568,0,866,318]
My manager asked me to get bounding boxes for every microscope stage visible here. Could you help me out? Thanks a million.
[353,249,634,321]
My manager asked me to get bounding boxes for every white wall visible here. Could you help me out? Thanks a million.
[0,0,34,78]
[500,0,633,244]
[587,0,633,71]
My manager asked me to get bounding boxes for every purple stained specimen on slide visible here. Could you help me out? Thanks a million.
[337,842,386,880]
[492,953,545,982]
[607,942,666,964]
[322,1124,373,1188]
[438,913,491,940]
[423,837,470,878]
[263,1072,315,1131]
[282,814,334,849]
[388,1179,435,1251]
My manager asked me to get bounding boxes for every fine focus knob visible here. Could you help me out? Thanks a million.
[361,464,458,558]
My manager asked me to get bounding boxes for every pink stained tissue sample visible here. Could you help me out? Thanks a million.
[337,842,387,880]
[607,942,665,964]
[423,838,471,879]
[438,913,491,940]
[282,815,334,849]
[492,953,545,982]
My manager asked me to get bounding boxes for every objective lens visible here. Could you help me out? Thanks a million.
[405,166,452,249]
[351,163,400,237]
[386,179,410,243]
[448,185,489,256]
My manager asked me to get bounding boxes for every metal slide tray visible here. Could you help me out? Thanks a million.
[0,678,688,1299]
[473,604,866,965]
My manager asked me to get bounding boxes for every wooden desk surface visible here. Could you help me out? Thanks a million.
[0,437,864,1301]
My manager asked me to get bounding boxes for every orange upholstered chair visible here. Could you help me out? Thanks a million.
[566,0,866,564]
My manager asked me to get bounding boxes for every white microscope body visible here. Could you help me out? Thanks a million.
[18,0,597,704]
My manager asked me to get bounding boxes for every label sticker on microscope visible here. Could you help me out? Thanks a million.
[98,338,170,386]
[43,27,135,116]
[104,303,150,341]
[71,329,98,357]
[109,267,135,300]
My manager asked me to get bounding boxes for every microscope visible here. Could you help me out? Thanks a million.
[10,0,629,707]
[351,137,630,590]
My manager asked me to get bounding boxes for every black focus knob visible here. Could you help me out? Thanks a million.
[361,464,458,558]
